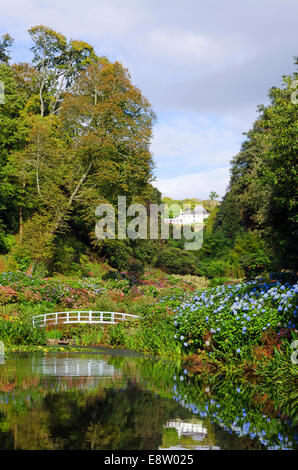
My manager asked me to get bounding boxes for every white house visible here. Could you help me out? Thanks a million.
[163,206,209,225]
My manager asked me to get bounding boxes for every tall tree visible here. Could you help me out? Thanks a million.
[209,191,219,201]
[29,25,98,116]
[207,62,298,272]
[0,34,14,63]
[6,58,156,264]
[60,58,156,210]
[0,63,32,241]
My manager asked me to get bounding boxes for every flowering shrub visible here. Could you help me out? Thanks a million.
[131,284,161,297]
[169,278,297,353]
[0,286,19,304]
[18,288,42,303]
[37,283,67,303]
[81,278,107,294]
[0,268,200,308]
[61,288,96,309]
[0,271,32,286]
[105,279,130,292]
[0,274,97,307]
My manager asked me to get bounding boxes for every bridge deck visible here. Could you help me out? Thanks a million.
[32,311,139,327]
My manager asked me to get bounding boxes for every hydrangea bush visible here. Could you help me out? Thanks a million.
[166,277,297,354]
[0,273,96,308]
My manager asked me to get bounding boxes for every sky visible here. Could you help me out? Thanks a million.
[1,0,297,199]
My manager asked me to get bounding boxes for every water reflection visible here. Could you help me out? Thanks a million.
[32,356,119,378]
[0,351,296,450]
[165,419,207,439]
[162,419,220,450]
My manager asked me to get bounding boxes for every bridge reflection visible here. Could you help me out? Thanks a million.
[32,356,119,378]
[162,419,220,450]
[165,419,208,440]
[30,355,123,392]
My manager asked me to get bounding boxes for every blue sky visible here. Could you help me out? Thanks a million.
[1,0,297,199]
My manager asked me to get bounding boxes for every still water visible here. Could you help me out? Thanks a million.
[0,349,296,450]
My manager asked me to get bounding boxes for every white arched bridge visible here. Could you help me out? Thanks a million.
[32,311,139,328]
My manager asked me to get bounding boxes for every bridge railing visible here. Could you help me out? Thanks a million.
[32,311,139,327]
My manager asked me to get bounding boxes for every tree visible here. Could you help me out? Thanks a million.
[0,34,14,63]
[209,191,219,201]
[0,26,159,270]
[0,63,32,246]
[5,57,156,266]
[28,25,98,116]
[204,60,298,274]
[258,76,298,267]
[60,58,156,210]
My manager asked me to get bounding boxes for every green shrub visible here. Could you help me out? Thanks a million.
[171,274,209,290]
[0,228,6,254]
[199,258,243,279]
[33,261,50,279]
[100,240,133,271]
[108,300,183,357]
[51,236,86,275]
[79,255,106,278]
[229,232,272,279]
[45,329,63,340]
[93,296,122,312]
[102,270,122,281]
[73,325,104,345]
[9,244,32,271]
[0,319,47,345]
[105,278,130,291]
[132,239,159,264]
[0,226,14,255]
[155,247,198,275]
[208,277,235,287]
[128,261,145,277]
[54,324,104,345]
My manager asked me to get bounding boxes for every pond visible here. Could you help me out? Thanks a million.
[0,349,296,450]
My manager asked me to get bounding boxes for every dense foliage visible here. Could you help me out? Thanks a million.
[196,60,298,279]
[0,25,161,274]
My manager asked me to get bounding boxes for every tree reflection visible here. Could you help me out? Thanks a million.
[0,352,296,450]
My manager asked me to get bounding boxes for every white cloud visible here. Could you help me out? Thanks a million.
[146,30,254,78]
[154,167,230,200]
[151,114,242,173]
